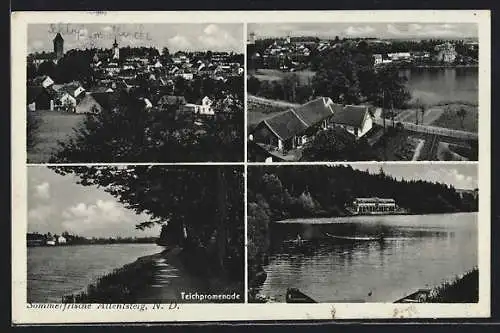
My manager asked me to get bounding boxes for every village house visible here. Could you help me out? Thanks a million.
[330,105,373,139]
[251,97,338,153]
[181,96,215,116]
[32,75,54,89]
[75,91,120,114]
[57,235,67,244]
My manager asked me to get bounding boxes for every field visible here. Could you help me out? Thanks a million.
[28,110,86,163]
[249,69,316,85]
[433,103,478,133]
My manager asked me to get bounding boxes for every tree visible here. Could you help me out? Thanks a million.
[311,47,362,104]
[301,127,372,161]
[413,98,427,125]
[457,106,467,129]
[50,165,244,279]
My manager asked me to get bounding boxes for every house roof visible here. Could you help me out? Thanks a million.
[262,110,308,141]
[33,75,51,85]
[331,105,370,128]
[158,95,186,106]
[355,197,395,203]
[91,92,120,111]
[291,97,335,127]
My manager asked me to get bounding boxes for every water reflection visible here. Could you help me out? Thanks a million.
[259,213,477,303]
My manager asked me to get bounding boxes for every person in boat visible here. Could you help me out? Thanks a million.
[295,233,303,245]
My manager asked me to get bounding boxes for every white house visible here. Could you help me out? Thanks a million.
[57,235,67,244]
[373,54,383,65]
[33,75,54,89]
[331,105,373,139]
[199,96,214,115]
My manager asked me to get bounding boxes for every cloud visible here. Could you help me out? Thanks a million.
[344,25,375,36]
[101,26,113,32]
[387,24,403,36]
[28,204,54,222]
[60,199,131,234]
[35,182,50,200]
[31,40,45,50]
[168,35,193,50]
[198,24,239,51]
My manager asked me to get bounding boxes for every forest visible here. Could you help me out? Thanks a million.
[247,165,478,288]
[50,165,245,283]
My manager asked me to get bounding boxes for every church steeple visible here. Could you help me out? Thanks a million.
[112,37,119,60]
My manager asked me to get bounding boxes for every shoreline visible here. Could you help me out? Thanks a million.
[274,210,478,223]
[62,247,244,303]
[250,267,478,303]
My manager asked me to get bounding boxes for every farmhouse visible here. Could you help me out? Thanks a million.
[330,105,373,139]
[251,97,337,153]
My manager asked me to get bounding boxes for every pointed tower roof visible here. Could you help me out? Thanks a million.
[113,37,118,47]
[53,33,63,42]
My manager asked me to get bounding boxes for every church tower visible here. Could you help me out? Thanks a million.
[112,37,119,60]
[53,33,64,61]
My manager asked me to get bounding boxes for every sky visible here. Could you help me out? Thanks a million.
[248,23,478,40]
[28,166,161,238]
[27,23,244,54]
[348,163,478,190]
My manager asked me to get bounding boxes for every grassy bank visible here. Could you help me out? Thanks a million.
[63,247,244,303]
[426,268,479,303]
[62,253,160,303]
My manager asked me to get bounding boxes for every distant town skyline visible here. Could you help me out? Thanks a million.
[349,164,478,190]
[28,167,160,238]
[248,23,478,40]
[28,23,244,54]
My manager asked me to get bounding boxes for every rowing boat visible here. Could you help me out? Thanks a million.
[325,232,384,241]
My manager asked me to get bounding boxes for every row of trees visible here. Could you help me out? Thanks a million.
[27,232,157,245]
[50,165,244,281]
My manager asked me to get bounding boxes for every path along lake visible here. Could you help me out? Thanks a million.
[401,67,478,105]
[28,243,161,303]
[258,212,477,303]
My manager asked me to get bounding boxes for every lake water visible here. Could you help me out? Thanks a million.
[401,67,478,105]
[27,243,161,303]
[258,212,477,303]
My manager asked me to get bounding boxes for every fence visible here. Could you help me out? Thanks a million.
[374,118,478,141]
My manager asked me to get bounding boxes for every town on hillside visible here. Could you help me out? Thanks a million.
[27,30,245,163]
[247,30,479,162]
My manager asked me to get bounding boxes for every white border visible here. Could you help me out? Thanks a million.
[12,10,490,323]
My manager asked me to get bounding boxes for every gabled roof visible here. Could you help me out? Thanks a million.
[291,97,335,127]
[331,105,370,128]
[158,95,186,106]
[90,92,120,111]
[262,110,308,141]
[33,75,51,85]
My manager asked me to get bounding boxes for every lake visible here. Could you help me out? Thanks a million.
[258,212,477,303]
[27,243,161,303]
[401,67,478,105]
